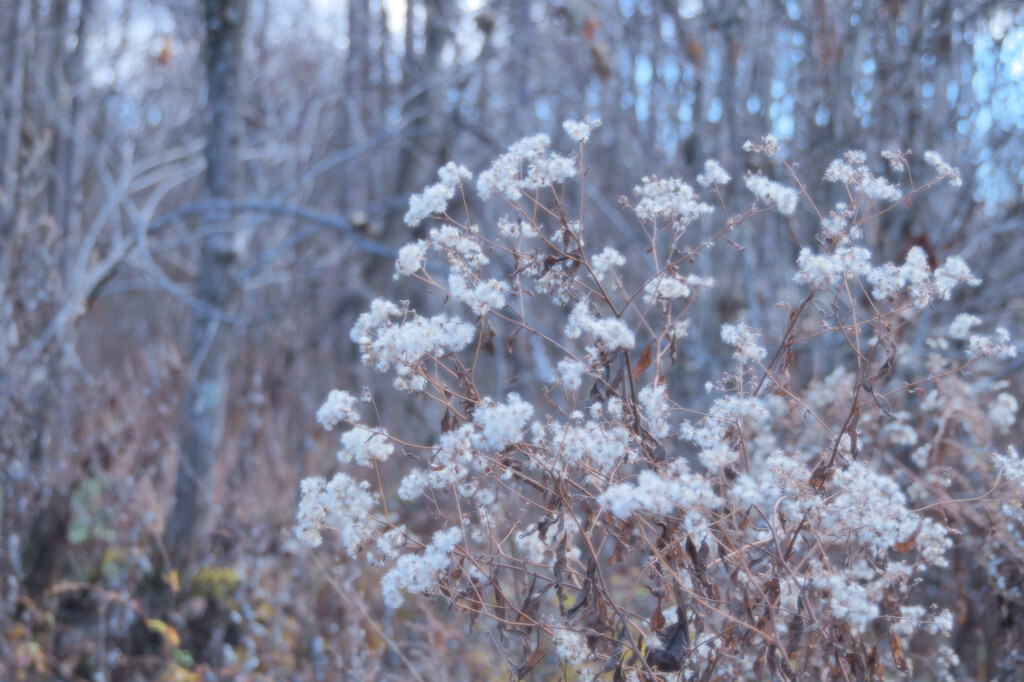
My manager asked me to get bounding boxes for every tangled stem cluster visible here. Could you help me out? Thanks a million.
[299,121,1018,681]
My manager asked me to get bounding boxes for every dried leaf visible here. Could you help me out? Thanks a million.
[580,558,609,632]
[891,632,908,672]
[566,564,593,620]
[480,319,497,350]
[688,36,704,62]
[766,645,778,678]
[809,462,834,490]
[505,327,521,354]
[632,343,652,382]
[861,376,896,419]
[784,517,807,562]
[514,647,546,680]
[440,407,456,434]
[892,525,921,553]
[867,644,884,679]
[552,533,567,581]
[646,618,688,672]
[872,390,895,419]
[845,652,867,682]
[764,578,780,608]
[650,603,665,631]
[602,626,629,676]
[872,336,898,382]
[521,575,543,622]
[553,534,568,616]
[685,536,699,570]
[493,581,507,624]
[775,644,796,680]
[786,611,804,656]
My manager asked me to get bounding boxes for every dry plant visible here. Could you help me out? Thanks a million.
[299,121,1021,681]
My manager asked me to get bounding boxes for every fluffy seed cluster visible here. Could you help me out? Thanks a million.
[380,526,463,608]
[555,357,587,392]
[949,313,981,339]
[818,574,879,634]
[565,301,636,352]
[338,426,395,466]
[638,383,671,438]
[632,175,714,234]
[549,417,634,473]
[597,462,722,533]
[923,150,963,188]
[394,240,428,278]
[795,244,981,307]
[744,173,799,215]
[474,393,533,449]
[590,247,626,281]
[295,473,377,553]
[720,322,766,363]
[563,117,601,143]
[316,389,361,430]
[427,223,489,275]
[350,299,475,391]
[552,628,591,664]
[398,424,477,499]
[994,446,1024,494]
[825,462,944,558]
[404,162,472,227]
[881,148,908,173]
[477,133,575,200]
[680,395,769,471]
[966,327,1017,359]
[743,134,781,157]
[642,273,715,305]
[448,273,508,316]
[298,127,1013,681]
[696,159,731,187]
[823,150,902,202]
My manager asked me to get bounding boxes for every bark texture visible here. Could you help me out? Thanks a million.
[166,0,247,566]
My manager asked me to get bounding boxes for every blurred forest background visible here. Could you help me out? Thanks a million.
[1,0,1022,679]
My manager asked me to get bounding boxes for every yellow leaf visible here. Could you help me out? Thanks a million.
[145,618,181,648]
[164,569,181,594]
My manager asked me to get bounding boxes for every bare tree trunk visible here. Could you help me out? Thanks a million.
[166,0,247,567]
[343,0,369,215]
[0,0,31,237]
[58,0,92,281]
[512,0,533,133]
[387,0,447,236]
[46,0,94,283]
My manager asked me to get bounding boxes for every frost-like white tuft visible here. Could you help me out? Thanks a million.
[745,174,799,215]
[317,390,361,431]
